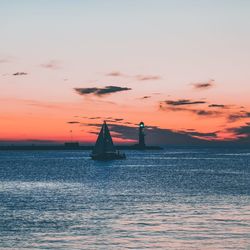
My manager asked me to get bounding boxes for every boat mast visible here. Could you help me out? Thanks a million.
[103,121,106,153]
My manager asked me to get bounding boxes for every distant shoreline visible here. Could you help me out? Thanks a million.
[0,144,249,150]
[0,144,163,151]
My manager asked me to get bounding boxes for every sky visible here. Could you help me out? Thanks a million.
[0,0,250,145]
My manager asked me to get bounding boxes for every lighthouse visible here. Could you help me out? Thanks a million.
[138,122,146,149]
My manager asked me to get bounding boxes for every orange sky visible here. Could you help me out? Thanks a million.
[0,1,250,145]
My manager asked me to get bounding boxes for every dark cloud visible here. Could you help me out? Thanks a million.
[81,116,125,124]
[193,109,220,116]
[74,86,132,96]
[159,102,221,117]
[75,87,99,95]
[209,104,226,108]
[89,131,99,135]
[232,123,250,136]
[86,122,219,145]
[227,123,250,144]
[159,99,224,117]
[13,72,28,76]
[67,121,80,124]
[136,75,161,81]
[123,121,136,125]
[41,60,60,69]
[88,122,250,145]
[105,118,124,123]
[228,111,250,122]
[192,79,215,89]
[161,99,249,121]
[181,130,218,138]
[163,99,206,106]
[113,118,124,122]
[88,117,102,120]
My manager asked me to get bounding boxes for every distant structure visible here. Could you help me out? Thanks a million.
[64,142,79,149]
[0,121,162,151]
[138,121,146,149]
[64,129,80,148]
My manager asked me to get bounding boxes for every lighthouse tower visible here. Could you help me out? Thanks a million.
[138,122,146,149]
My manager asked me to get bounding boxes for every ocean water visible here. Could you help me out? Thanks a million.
[0,149,249,250]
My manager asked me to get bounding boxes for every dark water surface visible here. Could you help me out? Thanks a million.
[0,149,249,249]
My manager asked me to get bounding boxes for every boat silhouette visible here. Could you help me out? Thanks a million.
[90,121,126,160]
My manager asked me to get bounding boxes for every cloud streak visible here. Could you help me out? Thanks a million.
[163,99,206,106]
[106,71,161,81]
[136,75,161,81]
[41,60,61,69]
[162,107,221,117]
[74,86,132,96]
[159,99,222,117]
[208,104,226,108]
[180,130,218,140]
[192,79,215,89]
[67,121,80,124]
[227,111,250,122]
[0,59,10,64]
[13,72,28,76]
[140,96,151,99]
[106,71,125,77]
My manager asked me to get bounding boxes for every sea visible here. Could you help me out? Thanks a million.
[0,148,249,250]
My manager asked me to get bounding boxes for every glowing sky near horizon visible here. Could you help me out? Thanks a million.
[0,0,250,144]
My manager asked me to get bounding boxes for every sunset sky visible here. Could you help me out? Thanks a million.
[1,0,250,145]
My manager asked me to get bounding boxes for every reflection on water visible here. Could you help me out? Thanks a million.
[0,149,250,249]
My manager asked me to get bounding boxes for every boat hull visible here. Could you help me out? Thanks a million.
[91,152,126,160]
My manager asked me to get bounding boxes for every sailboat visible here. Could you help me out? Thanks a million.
[91,121,126,160]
